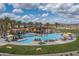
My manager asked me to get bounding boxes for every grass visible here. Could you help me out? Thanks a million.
[0,30,79,55]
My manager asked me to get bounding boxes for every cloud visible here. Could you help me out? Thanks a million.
[0,4,6,12]
[21,15,31,20]
[42,19,47,22]
[0,13,35,23]
[0,13,15,18]
[42,13,48,17]
[39,3,62,11]
[9,3,39,9]
[12,9,23,14]
[32,18,39,22]
[0,13,21,21]
[39,3,79,21]
[1,3,79,24]
[8,3,79,21]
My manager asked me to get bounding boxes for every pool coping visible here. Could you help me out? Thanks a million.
[7,37,76,46]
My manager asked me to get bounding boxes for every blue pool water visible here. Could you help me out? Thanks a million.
[17,33,63,43]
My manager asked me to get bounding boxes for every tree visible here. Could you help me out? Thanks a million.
[17,21,22,28]
[45,22,50,33]
[23,22,27,28]
[54,22,59,28]
[35,22,42,33]
[28,22,34,26]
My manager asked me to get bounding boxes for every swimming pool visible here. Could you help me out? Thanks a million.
[17,33,64,43]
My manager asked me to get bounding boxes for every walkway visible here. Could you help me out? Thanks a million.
[0,38,8,46]
[7,38,76,46]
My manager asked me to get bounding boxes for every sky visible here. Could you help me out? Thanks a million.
[0,3,79,24]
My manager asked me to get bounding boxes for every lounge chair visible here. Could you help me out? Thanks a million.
[49,40,55,42]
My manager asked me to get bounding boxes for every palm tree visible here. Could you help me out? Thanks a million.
[3,17,13,31]
[28,22,34,26]
[0,25,4,34]
[17,21,22,28]
[54,22,60,32]
[38,22,42,34]
[23,22,27,28]
[27,22,34,32]
[45,22,50,33]
[34,22,42,33]
[54,22,59,28]
[10,20,17,29]
[0,17,28,37]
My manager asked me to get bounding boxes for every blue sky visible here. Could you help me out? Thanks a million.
[0,3,79,24]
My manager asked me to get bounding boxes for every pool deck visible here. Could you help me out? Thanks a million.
[0,34,76,46]
[0,38,8,46]
[0,37,75,46]
[0,37,77,56]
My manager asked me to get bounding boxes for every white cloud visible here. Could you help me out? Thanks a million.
[0,13,15,18]
[1,3,79,24]
[39,3,79,22]
[42,19,46,21]
[0,4,6,12]
[39,6,47,11]
[0,13,21,21]
[21,15,31,20]
[0,13,36,23]
[9,3,39,9]
[39,3,62,11]
[12,9,23,14]
[32,18,39,22]
[42,13,48,17]
[9,3,79,22]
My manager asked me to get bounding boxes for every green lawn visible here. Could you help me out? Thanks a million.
[0,30,79,55]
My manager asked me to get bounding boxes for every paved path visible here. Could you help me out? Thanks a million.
[0,38,8,46]
[8,38,76,46]
[0,34,76,46]
[0,53,16,56]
